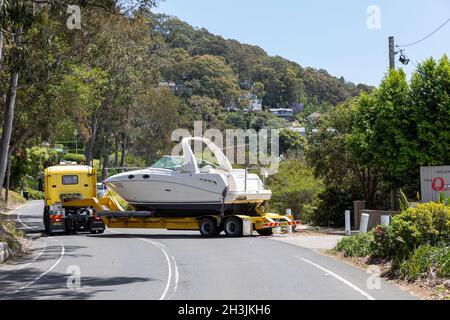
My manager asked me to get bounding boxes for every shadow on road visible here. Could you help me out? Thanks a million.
[0,266,154,300]
[91,232,258,240]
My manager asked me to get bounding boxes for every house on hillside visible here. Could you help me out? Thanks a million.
[269,108,295,121]
[239,92,263,112]
[306,112,322,123]
[286,122,307,137]
[159,80,186,95]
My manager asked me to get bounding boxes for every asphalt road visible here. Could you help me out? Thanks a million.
[0,201,417,300]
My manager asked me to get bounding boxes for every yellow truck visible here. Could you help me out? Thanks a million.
[43,164,105,235]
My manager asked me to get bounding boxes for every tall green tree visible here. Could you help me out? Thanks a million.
[410,56,450,167]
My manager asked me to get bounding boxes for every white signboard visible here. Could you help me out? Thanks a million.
[420,166,450,203]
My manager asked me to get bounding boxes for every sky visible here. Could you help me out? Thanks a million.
[153,0,450,86]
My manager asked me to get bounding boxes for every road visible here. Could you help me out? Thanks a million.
[0,201,417,300]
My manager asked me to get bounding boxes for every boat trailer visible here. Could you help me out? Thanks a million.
[64,196,301,238]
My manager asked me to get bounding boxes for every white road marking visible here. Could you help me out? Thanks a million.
[296,256,376,301]
[140,238,178,300]
[107,229,179,300]
[2,243,65,298]
[0,202,66,299]
[18,206,40,232]
[0,242,47,280]
[172,254,179,296]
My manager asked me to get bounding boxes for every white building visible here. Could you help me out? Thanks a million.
[239,92,263,112]
[269,108,295,119]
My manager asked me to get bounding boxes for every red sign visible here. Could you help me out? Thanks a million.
[432,177,449,192]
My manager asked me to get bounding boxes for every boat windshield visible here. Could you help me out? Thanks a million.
[150,156,184,170]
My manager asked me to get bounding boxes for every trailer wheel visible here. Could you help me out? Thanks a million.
[199,218,220,238]
[256,228,273,236]
[224,217,243,237]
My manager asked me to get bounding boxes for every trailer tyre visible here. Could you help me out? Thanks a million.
[224,217,243,237]
[256,228,273,236]
[200,218,220,238]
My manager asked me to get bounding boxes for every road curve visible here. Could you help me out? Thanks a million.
[0,201,417,300]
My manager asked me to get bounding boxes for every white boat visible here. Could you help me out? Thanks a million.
[105,137,272,217]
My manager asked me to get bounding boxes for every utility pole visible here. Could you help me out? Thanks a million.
[389,36,396,70]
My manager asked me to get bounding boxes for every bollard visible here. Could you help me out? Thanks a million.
[380,215,390,226]
[284,209,293,233]
[360,213,370,233]
[345,210,351,236]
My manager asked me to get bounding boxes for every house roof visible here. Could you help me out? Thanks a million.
[307,112,322,120]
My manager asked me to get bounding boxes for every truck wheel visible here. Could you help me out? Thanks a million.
[43,208,49,233]
[224,217,243,237]
[257,228,273,236]
[199,218,220,238]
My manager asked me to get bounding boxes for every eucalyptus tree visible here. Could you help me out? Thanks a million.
[0,0,161,189]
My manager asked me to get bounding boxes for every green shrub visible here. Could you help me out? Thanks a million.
[25,189,44,200]
[64,153,86,163]
[371,225,394,258]
[389,203,450,259]
[398,245,450,281]
[334,232,373,258]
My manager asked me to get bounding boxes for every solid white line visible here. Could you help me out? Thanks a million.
[107,229,179,300]
[17,204,41,232]
[3,242,65,298]
[140,239,176,300]
[0,242,47,281]
[0,202,66,299]
[172,254,179,295]
[296,256,376,301]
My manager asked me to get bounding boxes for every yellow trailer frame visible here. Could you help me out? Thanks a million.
[64,196,300,237]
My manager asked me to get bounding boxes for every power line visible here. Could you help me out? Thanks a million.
[397,18,450,48]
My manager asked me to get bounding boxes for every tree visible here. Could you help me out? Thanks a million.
[351,69,414,189]
[0,0,162,189]
[279,129,307,156]
[130,87,182,164]
[410,56,450,167]
[307,100,382,207]
[53,64,107,166]
[267,159,324,221]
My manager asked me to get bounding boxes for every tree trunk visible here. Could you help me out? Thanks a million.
[84,114,100,167]
[0,28,21,190]
[0,31,3,70]
[120,137,126,169]
[102,136,110,181]
[84,135,96,167]
[0,70,20,190]
[114,136,119,167]
[4,157,11,204]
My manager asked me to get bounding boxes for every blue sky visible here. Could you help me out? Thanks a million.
[154,0,450,86]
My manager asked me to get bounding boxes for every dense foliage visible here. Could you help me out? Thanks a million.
[266,159,324,221]
[334,202,450,282]
[0,2,369,195]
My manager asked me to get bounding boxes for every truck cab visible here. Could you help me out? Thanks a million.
[43,163,105,235]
